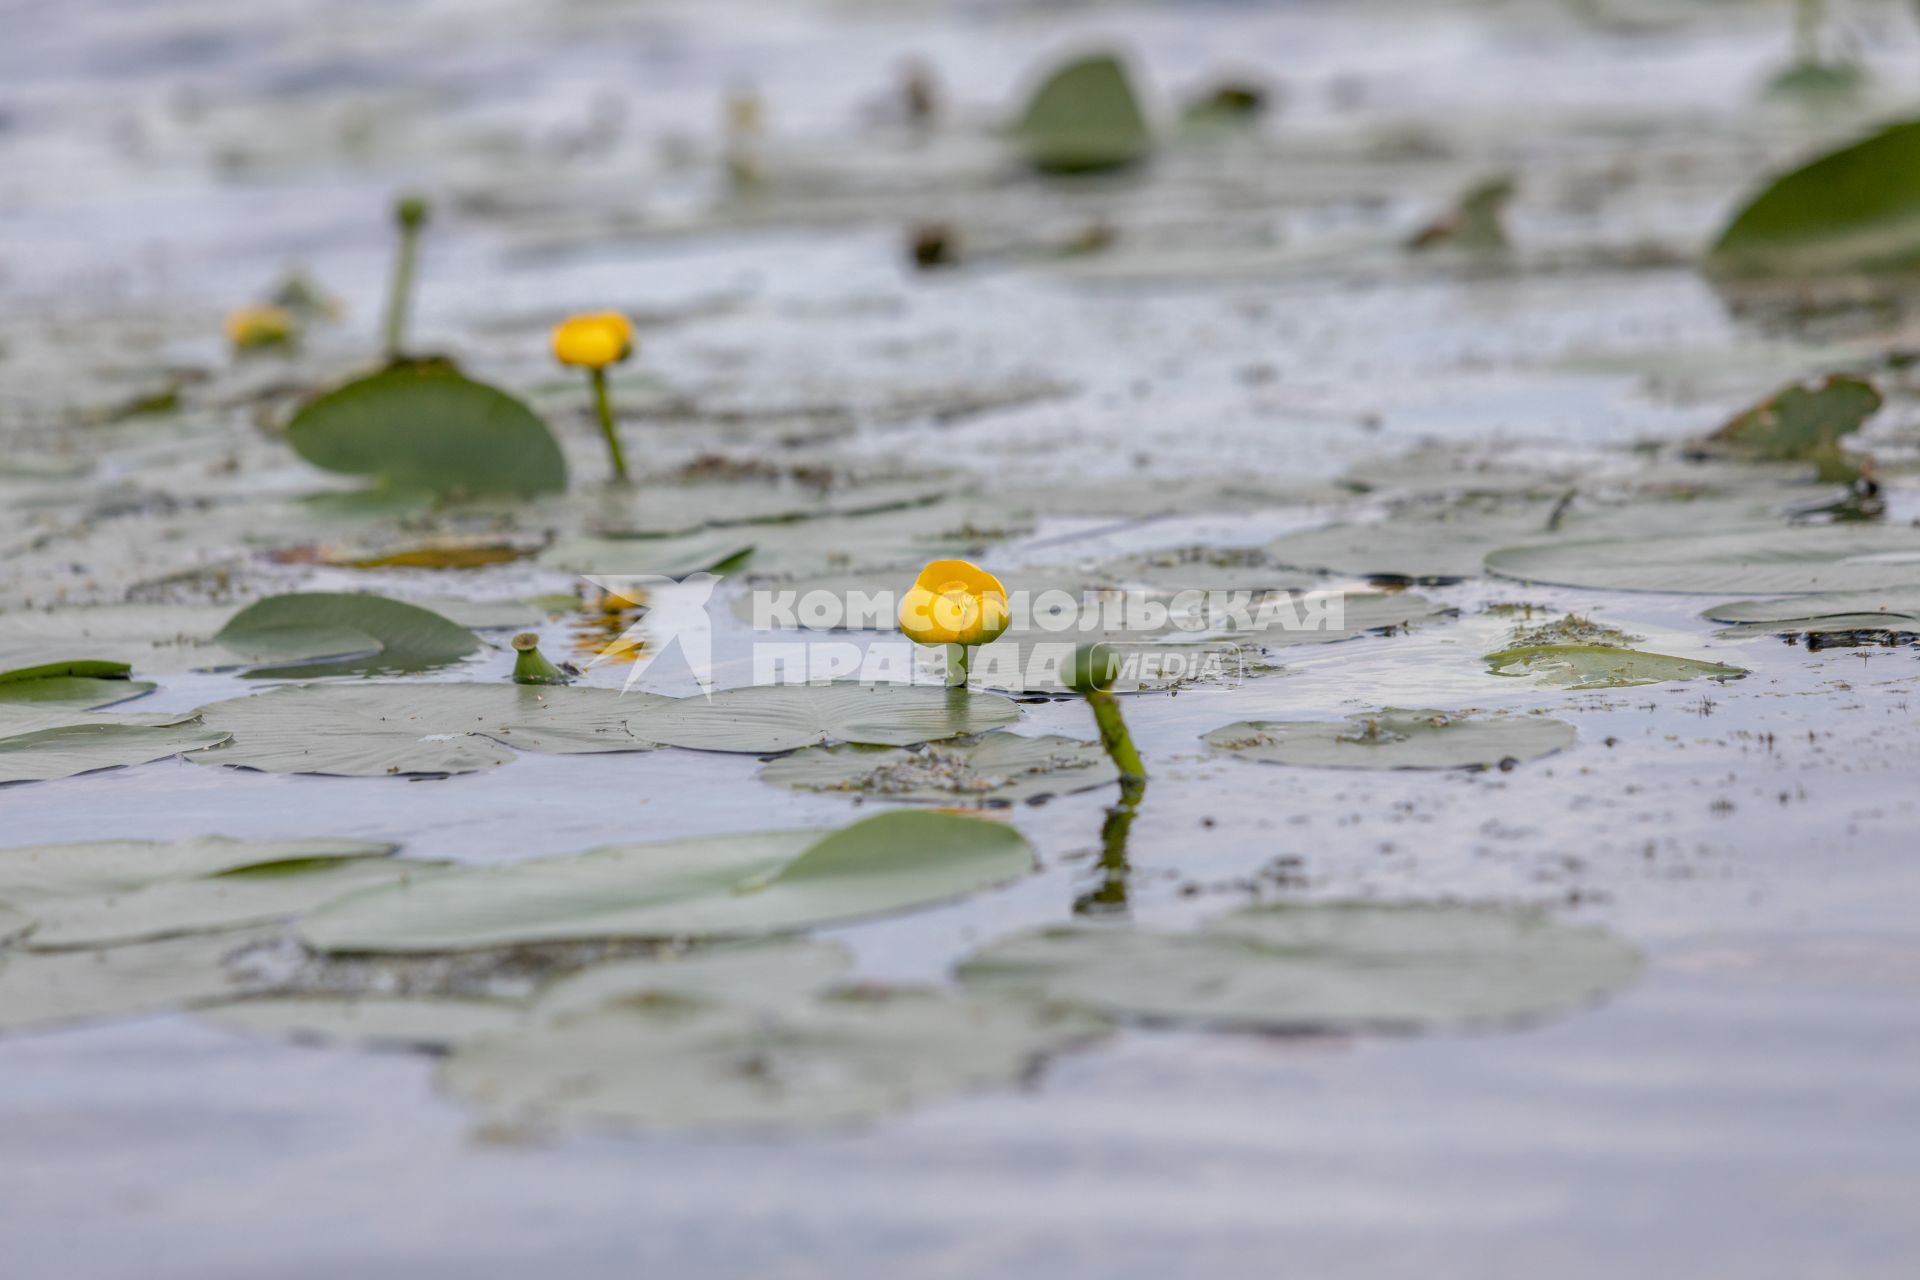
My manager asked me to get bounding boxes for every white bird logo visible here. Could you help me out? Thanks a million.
[581,572,720,697]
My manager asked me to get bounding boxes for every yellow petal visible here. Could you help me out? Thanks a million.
[551,312,635,368]
[899,560,1010,646]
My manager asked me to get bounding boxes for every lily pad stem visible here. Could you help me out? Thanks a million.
[384,196,428,362]
[590,366,630,484]
[944,643,971,688]
[1086,689,1146,784]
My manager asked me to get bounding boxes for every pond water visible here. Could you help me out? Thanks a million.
[3,0,1919,1275]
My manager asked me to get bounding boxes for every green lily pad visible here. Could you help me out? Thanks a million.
[0,904,28,948]
[1012,52,1152,175]
[201,995,526,1051]
[1486,524,1920,594]
[532,939,855,1021]
[439,986,1106,1132]
[1710,119,1920,277]
[1700,589,1920,629]
[0,835,396,905]
[1268,505,1559,581]
[22,858,436,951]
[1203,709,1575,771]
[759,733,1117,806]
[1484,644,1748,689]
[0,661,153,710]
[299,811,1036,953]
[1704,375,1881,462]
[188,683,659,777]
[215,592,483,677]
[955,903,1641,1032]
[286,362,567,498]
[0,715,231,785]
[0,927,276,1034]
[632,683,1020,753]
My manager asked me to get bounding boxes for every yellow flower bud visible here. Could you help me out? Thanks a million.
[898,559,1010,648]
[225,304,297,353]
[551,312,635,369]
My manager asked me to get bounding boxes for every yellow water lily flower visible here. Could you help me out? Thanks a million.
[225,304,296,353]
[551,312,635,369]
[898,559,1011,648]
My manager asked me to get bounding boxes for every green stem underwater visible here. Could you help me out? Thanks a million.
[590,366,630,484]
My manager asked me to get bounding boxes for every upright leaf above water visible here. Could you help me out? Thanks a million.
[1702,374,1880,465]
[1710,120,1920,276]
[215,592,482,677]
[286,361,567,498]
[1013,53,1152,174]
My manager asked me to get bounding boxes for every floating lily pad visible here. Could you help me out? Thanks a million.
[0,927,275,1034]
[1486,524,1920,594]
[23,858,435,951]
[1012,53,1152,174]
[633,683,1020,752]
[1203,709,1575,771]
[1268,505,1558,581]
[202,995,526,1050]
[1700,589,1920,628]
[1705,375,1881,462]
[215,592,483,676]
[533,939,855,1021]
[286,361,567,497]
[439,986,1106,1132]
[1484,645,1748,689]
[955,903,1641,1032]
[0,715,231,785]
[760,733,1117,806]
[0,835,395,906]
[1710,119,1920,277]
[0,661,153,710]
[300,811,1035,953]
[188,683,659,777]
[0,905,27,947]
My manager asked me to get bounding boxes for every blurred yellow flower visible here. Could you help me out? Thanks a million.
[898,559,1010,648]
[225,304,296,353]
[551,312,635,369]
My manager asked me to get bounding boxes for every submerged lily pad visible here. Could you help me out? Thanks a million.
[1710,120,1920,277]
[759,733,1116,806]
[202,995,526,1051]
[1486,525,1920,594]
[188,683,657,777]
[533,939,854,1021]
[286,361,567,498]
[300,811,1035,952]
[634,683,1021,752]
[1485,645,1748,689]
[215,592,483,677]
[439,986,1105,1132]
[955,903,1641,1032]
[1013,53,1152,175]
[1203,709,1575,771]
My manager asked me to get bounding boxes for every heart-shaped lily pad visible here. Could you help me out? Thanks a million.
[1203,709,1575,771]
[0,714,231,785]
[299,811,1035,952]
[955,903,1641,1032]
[1484,645,1748,689]
[1710,119,1920,277]
[439,986,1106,1132]
[286,361,567,498]
[760,732,1116,806]
[215,593,482,677]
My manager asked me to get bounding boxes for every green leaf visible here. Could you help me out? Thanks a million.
[1486,524,1920,594]
[1705,375,1881,461]
[956,903,1641,1032]
[1701,588,1920,632]
[532,939,854,1021]
[1710,119,1920,276]
[188,683,659,777]
[0,927,278,1033]
[1203,709,1575,771]
[1012,53,1152,175]
[215,592,483,677]
[632,683,1021,752]
[0,661,153,710]
[0,717,230,785]
[286,363,567,497]
[1484,644,1747,689]
[759,733,1116,806]
[439,986,1106,1132]
[0,836,396,905]
[299,811,1036,952]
